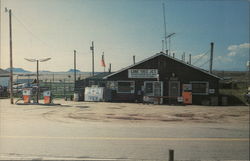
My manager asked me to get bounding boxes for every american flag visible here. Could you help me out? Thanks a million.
[101,54,106,67]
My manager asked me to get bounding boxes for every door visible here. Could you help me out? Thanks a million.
[144,81,163,103]
[169,81,180,97]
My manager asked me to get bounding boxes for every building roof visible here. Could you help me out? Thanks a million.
[104,52,221,79]
[86,72,114,80]
[0,68,10,77]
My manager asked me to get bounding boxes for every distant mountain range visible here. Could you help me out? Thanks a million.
[5,68,85,73]
[67,69,81,72]
[5,68,31,73]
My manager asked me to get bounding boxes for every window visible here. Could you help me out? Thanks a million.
[107,81,116,90]
[117,81,135,93]
[190,81,209,95]
[145,82,153,94]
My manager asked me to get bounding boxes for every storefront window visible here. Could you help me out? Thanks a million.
[117,81,134,93]
[190,82,208,95]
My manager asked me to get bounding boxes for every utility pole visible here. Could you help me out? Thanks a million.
[133,55,135,64]
[90,41,94,76]
[189,54,192,64]
[0,0,2,68]
[162,3,168,55]
[36,60,39,103]
[210,42,214,74]
[8,9,13,104]
[74,50,76,91]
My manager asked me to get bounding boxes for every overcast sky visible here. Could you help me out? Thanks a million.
[0,0,249,72]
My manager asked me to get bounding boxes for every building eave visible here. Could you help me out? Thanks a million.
[104,53,221,80]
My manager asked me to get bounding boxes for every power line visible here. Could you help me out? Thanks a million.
[11,12,71,54]
[193,50,209,65]
[199,59,210,68]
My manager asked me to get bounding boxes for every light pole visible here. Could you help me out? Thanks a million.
[25,58,51,103]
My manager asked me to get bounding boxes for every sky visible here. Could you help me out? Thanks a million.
[0,0,249,72]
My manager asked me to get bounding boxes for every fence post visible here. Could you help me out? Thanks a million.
[169,149,174,161]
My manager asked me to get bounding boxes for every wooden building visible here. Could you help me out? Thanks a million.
[84,53,220,105]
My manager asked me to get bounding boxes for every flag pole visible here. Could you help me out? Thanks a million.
[103,52,105,72]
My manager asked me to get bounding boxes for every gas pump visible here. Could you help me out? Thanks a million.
[182,84,192,104]
[23,88,32,103]
[43,91,52,104]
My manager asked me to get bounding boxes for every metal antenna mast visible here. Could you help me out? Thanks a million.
[162,3,168,55]
[166,33,176,55]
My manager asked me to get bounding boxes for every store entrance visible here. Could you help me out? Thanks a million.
[143,81,163,103]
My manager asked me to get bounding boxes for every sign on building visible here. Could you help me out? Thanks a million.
[128,69,158,78]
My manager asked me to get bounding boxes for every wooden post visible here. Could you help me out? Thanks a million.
[169,149,174,161]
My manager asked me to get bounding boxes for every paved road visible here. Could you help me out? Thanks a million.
[0,117,249,161]
[0,101,249,160]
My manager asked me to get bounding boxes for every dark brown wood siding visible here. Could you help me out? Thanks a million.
[106,54,219,104]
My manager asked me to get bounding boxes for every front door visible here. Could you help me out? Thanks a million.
[169,81,180,97]
[144,81,163,103]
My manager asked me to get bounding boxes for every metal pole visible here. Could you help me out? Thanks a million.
[74,50,76,91]
[63,79,65,98]
[109,63,111,73]
[9,9,13,104]
[162,3,168,55]
[91,41,94,76]
[162,40,164,53]
[103,52,105,72]
[36,60,39,103]
[210,42,214,73]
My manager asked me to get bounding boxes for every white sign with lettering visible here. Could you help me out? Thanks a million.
[128,69,158,78]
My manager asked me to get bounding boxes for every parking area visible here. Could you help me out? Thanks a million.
[1,99,249,124]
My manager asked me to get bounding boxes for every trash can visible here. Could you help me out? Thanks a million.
[43,91,51,104]
[23,88,32,103]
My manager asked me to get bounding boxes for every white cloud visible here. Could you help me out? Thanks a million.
[227,43,250,57]
[228,52,236,56]
[239,43,250,49]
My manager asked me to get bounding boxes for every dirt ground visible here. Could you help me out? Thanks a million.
[1,99,249,124]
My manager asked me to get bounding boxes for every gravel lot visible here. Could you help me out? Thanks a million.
[1,99,249,124]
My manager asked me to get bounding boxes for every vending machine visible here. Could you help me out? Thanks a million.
[182,84,192,104]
